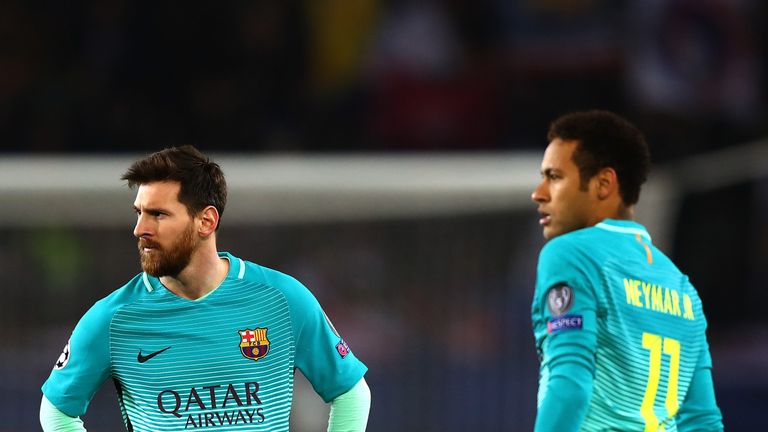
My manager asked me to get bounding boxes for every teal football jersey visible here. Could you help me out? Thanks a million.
[532,220,722,431]
[42,252,367,431]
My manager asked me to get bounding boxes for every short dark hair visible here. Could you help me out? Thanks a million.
[122,145,227,228]
[547,110,650,205]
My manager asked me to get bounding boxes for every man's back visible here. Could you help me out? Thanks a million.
[532,219,722,431]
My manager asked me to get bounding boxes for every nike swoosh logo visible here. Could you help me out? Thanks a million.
[137,346,172,363]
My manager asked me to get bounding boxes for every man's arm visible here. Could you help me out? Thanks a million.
[532,239,600,431]
[327,377,371,432]
[534,338,596,432]
[40,395,87,432]
[265,269,368,402]
[42,295,114,419]
[675,347,723,431]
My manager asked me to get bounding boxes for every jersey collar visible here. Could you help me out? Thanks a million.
[594,219,652,242]
[141,252,246,293]
[142,272,156,292]
[219,251,246,280]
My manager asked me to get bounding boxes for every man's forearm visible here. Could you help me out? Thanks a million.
[535,353,594,432]
[40,395,87,432]
[328,377,371,432]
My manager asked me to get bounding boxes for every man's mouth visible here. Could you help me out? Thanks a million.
[538,212,551,226]
[139,240,160,252]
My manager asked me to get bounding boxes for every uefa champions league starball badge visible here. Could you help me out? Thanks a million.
[547,284,574,316]
[54,340,71,370]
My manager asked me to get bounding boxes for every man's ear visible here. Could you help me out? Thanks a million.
[198,206,220,237]
[595,167,618,200]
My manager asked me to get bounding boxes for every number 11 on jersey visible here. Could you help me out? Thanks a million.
[641,332,681,432]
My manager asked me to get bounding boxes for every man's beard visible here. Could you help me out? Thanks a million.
[138,223,197,277]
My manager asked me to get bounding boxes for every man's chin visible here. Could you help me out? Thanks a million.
[140,257,166,277]
[142,267,180,278]
[542,225,563,240]
[141,263,162,277]
[141,256,189,278]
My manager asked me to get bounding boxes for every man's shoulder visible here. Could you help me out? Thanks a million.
[236,258,308,296]
[540,228,597,258]
[67,272,151,333]
[536,228,608,289]
[112,272,154,299]
[237,258,321,311]
[88,273,152,316]
[239,259,292,286]
[223,252,284,287]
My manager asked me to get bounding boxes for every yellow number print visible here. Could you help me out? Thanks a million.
[641,333,681,431]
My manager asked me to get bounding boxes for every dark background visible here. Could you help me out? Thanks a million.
[1,0,767,430]
[2,0,765,157]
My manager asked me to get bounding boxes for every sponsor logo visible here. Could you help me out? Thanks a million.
[156,382,266,428]
[54,340,71,370]
[238,328,270,362]
[547,314,583,334]
[137,346,172,363]
[547,284,574,316]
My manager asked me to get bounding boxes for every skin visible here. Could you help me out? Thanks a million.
[531,138,631,240]
[133,180,229,300]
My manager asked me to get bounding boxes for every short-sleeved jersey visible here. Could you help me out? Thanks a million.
[532,219,720,431]
[42,252,367,431]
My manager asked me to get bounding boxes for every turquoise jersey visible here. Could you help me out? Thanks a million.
[42,252,367,431]
[531,220,722,432]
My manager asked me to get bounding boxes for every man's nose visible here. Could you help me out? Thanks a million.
[531,181,549,203]
[133,214,150,238]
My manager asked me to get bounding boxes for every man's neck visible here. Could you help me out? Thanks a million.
[590,199,634,225]
[615,204,634,220]
[161,249,230,300]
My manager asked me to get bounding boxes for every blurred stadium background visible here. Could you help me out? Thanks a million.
[1,1,767,431]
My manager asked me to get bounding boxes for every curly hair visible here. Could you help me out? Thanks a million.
[547,110,650,205]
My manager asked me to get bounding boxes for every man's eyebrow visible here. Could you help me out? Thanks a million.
[133,205,168,214]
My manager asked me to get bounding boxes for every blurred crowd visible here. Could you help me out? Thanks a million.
[1,0,765,161]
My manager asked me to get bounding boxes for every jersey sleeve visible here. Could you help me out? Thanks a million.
[266,270,368,403]
[41,297,113,417]
[532,237,599,431]
[676,340,724,431]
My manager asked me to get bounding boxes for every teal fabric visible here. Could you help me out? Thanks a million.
[532,219,722,431]
[42,252,367,431]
